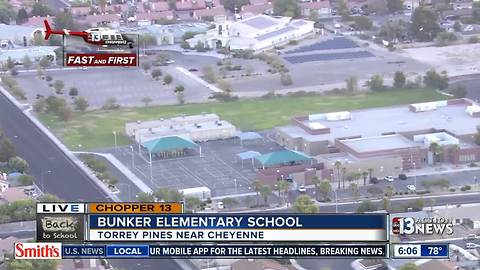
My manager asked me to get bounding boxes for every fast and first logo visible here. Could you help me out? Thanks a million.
[392,217,454,235]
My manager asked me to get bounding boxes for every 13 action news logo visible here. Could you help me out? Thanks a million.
[392,217,454,235]
[14,243,62,259]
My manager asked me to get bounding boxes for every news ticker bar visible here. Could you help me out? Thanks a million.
[36,203,388,242]
[14,243,389,259]
[391,244,449,259]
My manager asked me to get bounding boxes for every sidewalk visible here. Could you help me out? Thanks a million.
[404,163,480,178]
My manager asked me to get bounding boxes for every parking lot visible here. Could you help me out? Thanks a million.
[15,52,220,108]
[108,135,284,197]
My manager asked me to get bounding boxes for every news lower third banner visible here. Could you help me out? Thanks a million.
[88,214,388,242]
[35,203,388,242]
[14,243,389,259]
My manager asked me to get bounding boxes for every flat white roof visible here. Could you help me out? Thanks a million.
[340,134,417,153]
[278,101,479,144]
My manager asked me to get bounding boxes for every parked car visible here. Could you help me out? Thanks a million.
[398,174,407,180]
[384,176,395,182]
[465,234,477,240]
[298,185,306,193]
[370,177,379,184]
[188,68,199,72]
[217,201,224,209]
[406,185,416,191]
[464,25,474,32]
[466,242,480,249]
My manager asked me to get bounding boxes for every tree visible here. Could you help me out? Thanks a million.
[357,200,377,213]
[141,62,151,72]
[453,21,462,32]
[367,74,385,91]
[163,74,173,84]
[393,71,406,88]
[260,185,272,205]
[387,0,404,13]
[423,69,448,90]
[185,197,202,212]
[337,0,350,20]
[311,176,321,200]
[54,11,76,30]
[378,20,410,42]
[341,167,347,189]
[16,7,28,24]
[280,72,293,86]
[399,263,419,270]
[429,142,442,165]
[53,80,65,93]
[34,98,46,113]
[141,97,153,106]
[195,41,206,52]
[39,56,51,69]
[137,192,155,202]
[353,16,373,30]
[334,161,342,189]
[151,69,162,80]
[362,171,368,186]
[218,79,232,92]
[69,87,78,96]
[385,185,395,199]
[74,97,89,111]
[176,91,185,105]
[350,183,359,201]
[6,57,15,70]
[9,156,29,173]
[309,9,319,22]
[277,180,291,204]
[435,32,458,46]
[102,97,120,110]
[382,197,391,211]
[31,2,53,16]
[293,195,318,213]
[252,180,263,205]
[318,181,332,201]
[139,34,157,46]
[58,105,73,122]
[0,138,17,162]
[7,258,58,270]
[273,0,300,17]
[411,7,441,41]
[0,0,14,24]
[202,65,217,83]
[174,85,185,94]
[475,126,480,146]
[22,55,32,69]
[345,76,358,92]
[222,0,249,13]
[17,174,35,186]
[221,197,237,209]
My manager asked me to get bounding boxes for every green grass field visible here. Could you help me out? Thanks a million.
[39,89,447,150]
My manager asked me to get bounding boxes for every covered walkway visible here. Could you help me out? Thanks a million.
[255,150,312,169]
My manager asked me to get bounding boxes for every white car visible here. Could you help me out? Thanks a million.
[466,242,480,249]
[298,185,307,193]
[464,25,474,32]
[384,176,395,182]
[217,201,224,209]
[406,185,416,191]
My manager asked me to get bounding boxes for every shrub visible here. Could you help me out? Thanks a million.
[468,36,480,43]
[449,188,456,192]
[280,72,293,86]
[416,190,430,195]
[469,162,478,167]
[17,174,34,186]
[45,75,52,82]
[69,87,78,96]
[370,177,379,184]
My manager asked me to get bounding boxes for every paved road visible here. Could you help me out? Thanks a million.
[451,77,480,101]
[0,91,107,201]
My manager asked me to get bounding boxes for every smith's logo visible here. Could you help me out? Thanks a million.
[41,216,77,232]
[14,242,62,259]
[392,217,454,235]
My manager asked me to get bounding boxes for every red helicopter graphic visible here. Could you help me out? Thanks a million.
[43,20,134,48]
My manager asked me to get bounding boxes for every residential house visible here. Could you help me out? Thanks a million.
[452,0,473,10]
[149,1,170,11]
[193,6,227,20]
[70,6,91,17]
[83,13,120,27]
[176,0,207,10]
[0,186,29,203]
[240,2,274,17]
[104,3,130,14]
[136,11,175,25]
[299,0,331,17]
[22,16,55,27]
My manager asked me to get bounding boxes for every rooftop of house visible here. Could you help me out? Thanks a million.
[241,14,279,29]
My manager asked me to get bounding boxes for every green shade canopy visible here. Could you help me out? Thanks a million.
[142,136,198,153]
[255,150,311,167]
